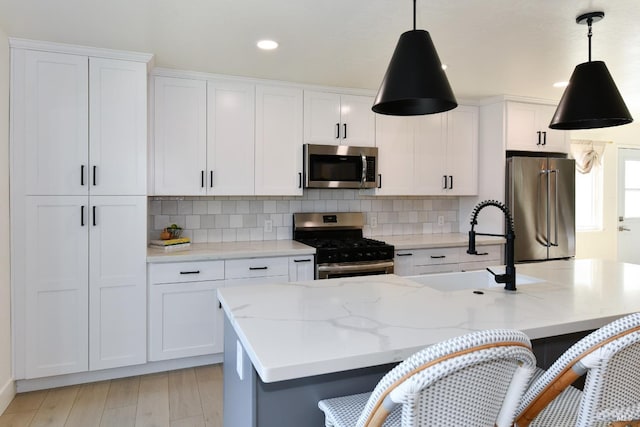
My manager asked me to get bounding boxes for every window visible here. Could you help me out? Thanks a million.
[571,140,607,232]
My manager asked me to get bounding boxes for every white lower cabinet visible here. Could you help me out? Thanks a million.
[394,245,503,277]
[148,255,315,361]
[22,195,146,378]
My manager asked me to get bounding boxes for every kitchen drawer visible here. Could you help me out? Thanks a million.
[225,257,289,279]
[411,247,459,266]
[148,260,225,284]
[458,244,502,263]
[413,263,460,275]
[225,275,290,287]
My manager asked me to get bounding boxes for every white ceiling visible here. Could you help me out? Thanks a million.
[1,0,639,112]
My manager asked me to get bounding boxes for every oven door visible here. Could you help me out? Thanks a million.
[316,260,394,279]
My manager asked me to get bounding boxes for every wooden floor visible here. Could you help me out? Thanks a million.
[0,365,223,427]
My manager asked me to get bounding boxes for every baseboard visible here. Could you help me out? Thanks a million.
[0,377,16,414]
[16,353,223,392]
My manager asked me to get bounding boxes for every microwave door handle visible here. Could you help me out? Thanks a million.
[361,153,367,188]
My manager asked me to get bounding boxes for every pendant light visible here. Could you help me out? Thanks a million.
[372,0,457,116]
[549,11,633,130]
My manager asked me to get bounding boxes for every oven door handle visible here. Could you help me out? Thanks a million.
[317,261,395,273]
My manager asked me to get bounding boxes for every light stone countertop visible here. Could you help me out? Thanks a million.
[147,240,315,263]
[147,233,505,263]
[381,233,505,250]
[217,259,640,383]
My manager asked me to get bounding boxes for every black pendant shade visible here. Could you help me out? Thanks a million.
[550,61,633,129]
[372,1,457,116]
[549,11,633,130]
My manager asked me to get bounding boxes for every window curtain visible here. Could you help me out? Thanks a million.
[570,140,608,174]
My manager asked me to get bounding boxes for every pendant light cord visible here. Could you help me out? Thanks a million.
[413,0,416,30]
[587,16,593,62]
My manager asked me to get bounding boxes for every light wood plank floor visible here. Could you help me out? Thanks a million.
[0,365,223,427]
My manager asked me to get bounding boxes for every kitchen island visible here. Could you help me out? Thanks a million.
[217,259,640,427]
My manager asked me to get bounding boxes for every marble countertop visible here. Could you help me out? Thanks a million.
[147,240,315,263]
[147,233,505,263]
[217,259,640,383]
[382,233,505,250]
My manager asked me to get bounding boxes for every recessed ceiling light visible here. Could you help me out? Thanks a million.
[441,64,448,70]
[257,40,278,50]
[553,81,569,88]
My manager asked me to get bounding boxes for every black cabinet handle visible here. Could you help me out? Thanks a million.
[336,123,340,139]
[201,171,205,188]
[92,166,97,186]
[442,175,447,189]
[449,175,453,189]
[249,266,268,270]
[474,252,489,256]
[81,205,85,226]
[219,302,222,309]
[293,258,312,263]
[180,270,200,275]
[542,131,547,145]
[92,206,97,226]
[298,172,302,188]
[378,174,382,189]
[343,123,347,139]
[210,171,213,188]
[396,253,413,257]
[430,255,446,259]
[537,131,542,145]
[81,165,85,186]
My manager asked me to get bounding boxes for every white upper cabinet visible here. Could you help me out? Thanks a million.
[152,76,256,196]
[153,76,207,195]
[16,50,89,196]
[255,85,304,196]
[13,50,147,196]
[89,58,147,195]
[207,80,255,195]
[376,105,478,196]
[505,101,568,152]
[304,91,375,146]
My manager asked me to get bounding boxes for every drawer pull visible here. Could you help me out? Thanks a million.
[249,266,268,270]
[430,255,446,259]
[474,252,489,256]
[396,253,413,257]
[179,270,201,275]
[293,259,312,263]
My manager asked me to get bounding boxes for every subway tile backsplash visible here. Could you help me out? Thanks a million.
[148,189,459,243]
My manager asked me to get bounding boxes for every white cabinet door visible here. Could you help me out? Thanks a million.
[255,85,304,195]
[16,50,88,196]
[288,256,315,281]
[375,115,415,195]
[25,196,89,378]
[303,91,341,144]
[446,106,478,195]
[340,94,375,147]
[89,58,147,196]
[506,101,567,152]
[207,80,255,195]
[415,114,447,195]
[304,91,375,146]
[149,280,224,360]
[153,76,207,195]
[89,196,147,370]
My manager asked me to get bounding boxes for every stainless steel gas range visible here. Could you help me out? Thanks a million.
[293,212,394,279]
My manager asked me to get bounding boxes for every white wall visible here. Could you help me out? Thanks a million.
[0,26,14,412]
[572,120,640,260]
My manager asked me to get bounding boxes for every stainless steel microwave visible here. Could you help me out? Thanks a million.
[303,144,378,189]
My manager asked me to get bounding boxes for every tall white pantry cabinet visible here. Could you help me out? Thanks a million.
[9,40,152,379]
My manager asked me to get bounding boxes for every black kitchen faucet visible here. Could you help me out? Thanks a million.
[467,200,517,291]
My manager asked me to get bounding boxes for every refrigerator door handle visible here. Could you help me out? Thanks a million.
[549,169,559,247]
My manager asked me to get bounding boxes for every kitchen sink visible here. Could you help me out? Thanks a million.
[406,268,544,292]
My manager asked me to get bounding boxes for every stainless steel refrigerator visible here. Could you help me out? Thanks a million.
[506,155,575,262]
